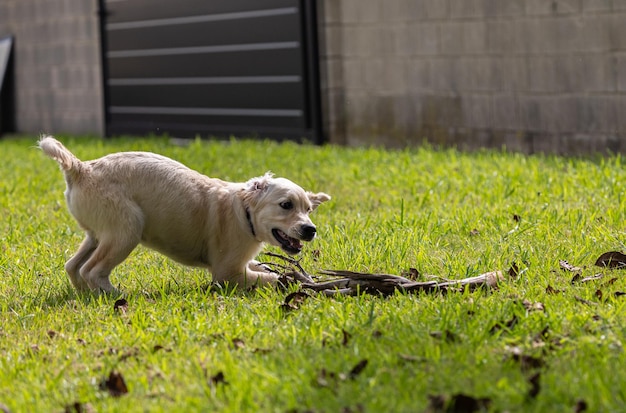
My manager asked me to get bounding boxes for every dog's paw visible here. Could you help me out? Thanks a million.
[247,260,273,273]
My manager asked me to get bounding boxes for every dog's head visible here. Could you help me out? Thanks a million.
[244,173,331,255]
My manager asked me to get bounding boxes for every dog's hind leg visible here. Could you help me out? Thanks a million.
[78,235,140,293]
[65,233,97,291]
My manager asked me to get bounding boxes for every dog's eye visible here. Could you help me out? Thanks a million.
[279,201,293,210]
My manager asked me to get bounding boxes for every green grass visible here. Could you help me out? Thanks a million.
[2,135,626,412]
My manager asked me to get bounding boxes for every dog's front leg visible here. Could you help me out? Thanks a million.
[213,265,279,289]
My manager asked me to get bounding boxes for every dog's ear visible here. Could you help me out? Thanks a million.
[307,192,331,211]
[246,172,274,193]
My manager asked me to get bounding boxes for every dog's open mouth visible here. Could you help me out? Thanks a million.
[272,229,303,255]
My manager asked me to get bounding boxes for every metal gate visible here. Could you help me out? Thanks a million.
[99,0,322,143]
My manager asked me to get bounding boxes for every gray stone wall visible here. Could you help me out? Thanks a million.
[0,0,103,136]
[318,0,626,154]
[2,0,625,154]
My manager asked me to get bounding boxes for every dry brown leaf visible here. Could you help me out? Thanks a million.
[522,299,545,312]
[231,338,245,350]
[595,251,626,269]
[574,399,588,413]
[429,330,459,343]
[100,371,128,397]
[572,273,603,284]
[64,402,95,413]
[513,354,545,373]
[348,359,368,380]
[450,393,492,412]
[281,291,311,311]
[527,372,541,399]
[490,315,519,334]
[342,329,352,347]
[210,371,228,386]
[113,299,128,314]
[508,262,520,278]
[545,285,563,295]
[574,296,598,306]
[559,260,582,273]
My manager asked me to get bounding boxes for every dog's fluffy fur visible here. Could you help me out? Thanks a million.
[39,136,330,292]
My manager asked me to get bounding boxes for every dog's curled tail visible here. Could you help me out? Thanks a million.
[38,136,84,177]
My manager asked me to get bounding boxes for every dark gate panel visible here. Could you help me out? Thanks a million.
[99,0,322,142]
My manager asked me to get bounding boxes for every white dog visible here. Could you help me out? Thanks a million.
[39,136,330,292]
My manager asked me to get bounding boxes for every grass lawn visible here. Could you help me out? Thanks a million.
[1,135,626,412]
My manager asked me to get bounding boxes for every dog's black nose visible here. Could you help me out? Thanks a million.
[301,224,317,241]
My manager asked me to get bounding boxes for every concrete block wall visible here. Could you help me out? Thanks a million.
[318,0,626,154]
[0,0,103,136]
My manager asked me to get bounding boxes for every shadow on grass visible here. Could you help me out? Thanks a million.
[37,279,264,309]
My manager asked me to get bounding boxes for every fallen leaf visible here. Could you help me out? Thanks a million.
[113,299,128,314]
[595,251,626,269]
[522,299,545,312]
[513,214,521,222]
[469,228,480,236]
[314,359,368,389]
[426,394,446,412]
[448,393,492,413]
[231,338,245,350]
[508,262,520,278]
[404,267,420,280]
[559,260,582,273]
[545,285,563,295]
[532,326,550,343]
[342,329,352,347]
[64,402,95,413]
[595,289,603,301]
[398,354,424,363]
[490,315,518,334]
[348,359,368,380]
[429,330,459,343]
[315,368,335,388]
[210,371,228,386]
[572,273,603,284]
[152,345,171,353]
[615,291,626,297]
[512,354,544,373]
[574,296,598,306]
[574,399,588,412]
[281,291,310,311]
[118,347,139,361]
[100,371,128,397]
[527,372,541,399]
[47,330,58,339]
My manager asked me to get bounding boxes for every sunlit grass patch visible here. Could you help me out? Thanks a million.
[1,135,626,412]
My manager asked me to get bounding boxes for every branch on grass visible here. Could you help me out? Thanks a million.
[263,253,506,296]
[260,252,315,284]
[302,269,505,296]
